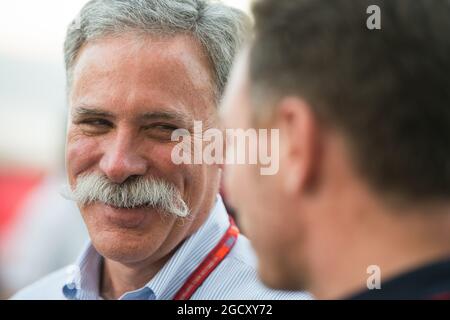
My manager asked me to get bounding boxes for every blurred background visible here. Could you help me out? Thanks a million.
[0,0,250,299]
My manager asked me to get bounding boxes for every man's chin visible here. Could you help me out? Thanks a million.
[83,204,176,264]
[91,232,160,264]
[257,258,306,291]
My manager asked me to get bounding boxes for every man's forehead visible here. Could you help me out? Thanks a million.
[75,38,206,81]
[69,35,217,120]
[220,49,251,120]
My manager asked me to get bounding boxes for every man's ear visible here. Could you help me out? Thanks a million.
[275,97,321,195]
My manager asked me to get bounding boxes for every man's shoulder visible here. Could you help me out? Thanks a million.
[10,267,69,300]
[197,234,312,300]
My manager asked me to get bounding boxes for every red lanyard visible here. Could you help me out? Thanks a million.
[173,216,240,300]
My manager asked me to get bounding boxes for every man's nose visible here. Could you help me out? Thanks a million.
[99,130,148,184]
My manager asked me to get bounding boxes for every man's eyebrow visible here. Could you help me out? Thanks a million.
[72,107,115,119]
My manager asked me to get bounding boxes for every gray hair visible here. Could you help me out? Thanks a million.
[64,0,251,102]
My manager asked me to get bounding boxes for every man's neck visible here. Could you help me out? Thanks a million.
[308,206,450,300]
[100,249,175,300]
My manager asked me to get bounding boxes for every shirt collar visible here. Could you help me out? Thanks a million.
[63,195,230,300]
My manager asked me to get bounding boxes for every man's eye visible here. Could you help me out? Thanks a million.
[144,123,179,132]
[80,119,112,127]
[154,124,178,131]
[76,118,113,135]
[144,124,179,141]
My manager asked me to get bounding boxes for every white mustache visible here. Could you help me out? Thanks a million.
[63,173,190,218]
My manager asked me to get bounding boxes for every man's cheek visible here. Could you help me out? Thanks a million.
[150,143,177,165]
[223,164,240,208]
[66,136,102,178]
[227,164,256,213]
[149,144,193,191]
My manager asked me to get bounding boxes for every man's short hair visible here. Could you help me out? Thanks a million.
[65,0,251,102]
[250,0,450,203]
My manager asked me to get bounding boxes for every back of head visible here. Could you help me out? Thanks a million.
[250,0,450,205]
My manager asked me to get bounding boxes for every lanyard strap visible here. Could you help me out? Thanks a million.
[173,216,240,300]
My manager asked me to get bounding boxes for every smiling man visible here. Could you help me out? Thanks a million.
[12,0,308,300]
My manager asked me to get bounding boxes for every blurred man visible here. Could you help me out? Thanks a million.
[223,0,450,299]
[13,0,308,300]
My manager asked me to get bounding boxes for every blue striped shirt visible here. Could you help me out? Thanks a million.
[12,196,311,300]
